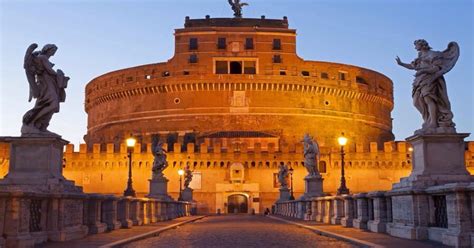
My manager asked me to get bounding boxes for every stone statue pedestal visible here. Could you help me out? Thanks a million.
[181,187,193,202]
[393,133,473,190]
[278,187,290,202]
[147,176,172,201]
[300,175,324,199]
[0,136,82,193]
[387,133,473,241]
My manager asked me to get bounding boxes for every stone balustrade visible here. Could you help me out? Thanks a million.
[274,182,474,247]
[0,191,192,247]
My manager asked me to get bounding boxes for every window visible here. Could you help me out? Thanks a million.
[273,39,281,50]
[301,71,310,77]
[273,55,282,63]
[189,38,198,50]
[319,161,327,173]
[230,61,242,74]
[245,38,254,49]
[321,72,329,79]
[215,60,257,75]
[356,76,367,84]
[216,61,228,74]
[243,61,256,74]
[126,76,133,82]
[339,72,347,81]
[183,71,190,75]
[217,37,226,49]
[279,70,286,75]
[162,71,170,77]
[145,75,152,80]
[189,54,198,63]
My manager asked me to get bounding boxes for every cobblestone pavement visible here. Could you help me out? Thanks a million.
[124,215,356,248]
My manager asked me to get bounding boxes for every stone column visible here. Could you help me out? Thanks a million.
[323,198,333,224]
[182,187,194,202]
[3,193,35,247]
[353,193,368,229]
[387,133,473,241]
[310,199,318,220]
[302,175,324,199]
[331,196,344,225]
[147,177,173,201]
[142,200,151,225]
[149,200,157,223]
[341,195,354,227]
[0,137,82,193]
[117,197,133,228]
[278,187,290,202]
[85,194,107,234]
[367,191,387,233]
[130,199,143,226]
[316,199,325,222]
[101,196,121,231]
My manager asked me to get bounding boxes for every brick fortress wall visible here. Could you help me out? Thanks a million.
[1,141,473,213]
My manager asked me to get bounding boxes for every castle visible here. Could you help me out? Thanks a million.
[1,15,473,214]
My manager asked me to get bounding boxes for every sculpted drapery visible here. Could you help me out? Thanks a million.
[22,43,69,137]
[396,40,459,134]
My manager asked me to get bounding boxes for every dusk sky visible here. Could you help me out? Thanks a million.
[1,0,473,147]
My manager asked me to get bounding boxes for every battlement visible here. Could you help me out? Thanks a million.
[63,141,426,155]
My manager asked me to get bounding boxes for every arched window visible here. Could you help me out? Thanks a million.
[319,161,327,173]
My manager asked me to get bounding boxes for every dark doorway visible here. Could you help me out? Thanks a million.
[230,61,242,74]
[227,194,248,213]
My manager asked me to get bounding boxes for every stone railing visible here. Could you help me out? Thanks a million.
[0,191,192,247]
[274,182,474,247]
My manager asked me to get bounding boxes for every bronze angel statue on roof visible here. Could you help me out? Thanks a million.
[228,0,248,18]
[396,40,459,134]
[22,43,69,137]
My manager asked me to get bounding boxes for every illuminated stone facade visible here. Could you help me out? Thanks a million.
[84,16,394,147]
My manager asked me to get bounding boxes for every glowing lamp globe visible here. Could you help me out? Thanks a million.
[338,135,348,146]
[126,137,136,148]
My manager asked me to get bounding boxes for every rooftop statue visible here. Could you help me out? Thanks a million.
[228,0,248,18]
[302,134,320,177]
[396,39,459,134]
[22,43,69,137]
[151,136,168,179]
[277,163,289,188]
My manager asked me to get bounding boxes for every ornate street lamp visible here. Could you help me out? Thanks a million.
[336,133,350,195]
[178,168,184,201]
[289,166,295,200]
[123,135,137,197]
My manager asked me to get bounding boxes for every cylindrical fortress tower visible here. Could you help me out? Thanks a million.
[84,16,394,148]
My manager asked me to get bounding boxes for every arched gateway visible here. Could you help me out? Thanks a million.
[227,194,248,213]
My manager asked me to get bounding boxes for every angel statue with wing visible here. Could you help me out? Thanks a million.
[302,134,320,177]
[151,135,169,179]
[396,39,459,134]
[228,0,248,18]
[21,43,69,137]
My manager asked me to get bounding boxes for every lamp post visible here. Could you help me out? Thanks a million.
[336,133,350,195]
[178,168,184,201]
[289,166,295,200]
[123,136,137,197]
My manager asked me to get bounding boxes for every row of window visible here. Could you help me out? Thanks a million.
[124,69,368,83]
[189,37,281,50]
